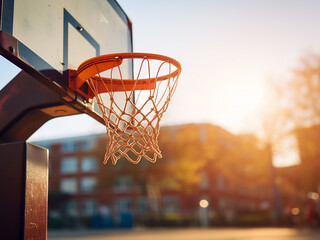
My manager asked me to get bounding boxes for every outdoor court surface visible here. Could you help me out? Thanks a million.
[48,227,320,240]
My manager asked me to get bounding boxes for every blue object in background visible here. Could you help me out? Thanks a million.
[91,214,114,229]
[120,212,134,228]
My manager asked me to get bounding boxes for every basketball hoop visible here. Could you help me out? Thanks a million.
[69,53,181,164]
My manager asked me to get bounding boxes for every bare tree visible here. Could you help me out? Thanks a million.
[287,53,320,127]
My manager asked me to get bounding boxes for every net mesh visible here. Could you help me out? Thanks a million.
[86,55,180,164]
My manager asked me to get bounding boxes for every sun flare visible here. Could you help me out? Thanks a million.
[214,80,266,133]
[224,81,264,116]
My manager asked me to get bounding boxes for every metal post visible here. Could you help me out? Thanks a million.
[0,142,48,240]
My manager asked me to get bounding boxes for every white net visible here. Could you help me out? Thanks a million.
[85,53,181,164]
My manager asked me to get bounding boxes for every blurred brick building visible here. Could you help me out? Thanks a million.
[35,123,274,227]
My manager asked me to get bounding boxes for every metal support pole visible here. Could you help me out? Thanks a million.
[0,71,80,142]
[0,142,48,240]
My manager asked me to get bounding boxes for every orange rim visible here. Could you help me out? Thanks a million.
[73,53,182,91]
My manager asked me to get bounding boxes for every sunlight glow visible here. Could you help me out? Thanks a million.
[216,80,265,132]
[225,83,263,115]
[273,134,301,167]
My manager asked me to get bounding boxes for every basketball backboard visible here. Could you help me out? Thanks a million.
[0,0,133,123]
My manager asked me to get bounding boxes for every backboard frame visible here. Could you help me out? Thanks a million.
[0,0,133,124]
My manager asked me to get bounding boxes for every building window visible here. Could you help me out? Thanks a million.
[60,178,77,194]
[115,197,132,212]
[137,197,148,213]
[81,157,98,172]
[81,177,97,193]
[200,171,208,189]
[113,175,132,192]
[218,197,226,209]
[82,139,97,151]
[81,200,97,216]
[216,174,225,190]
[64,201,78,216]
[162,196,180,214]
[61,141,77,153]
[60,157,78,174]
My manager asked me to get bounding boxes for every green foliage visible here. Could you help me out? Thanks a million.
[158,124,216,190]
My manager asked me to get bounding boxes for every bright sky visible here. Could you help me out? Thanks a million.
[115,0,320,130]
[1,0,320,166]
